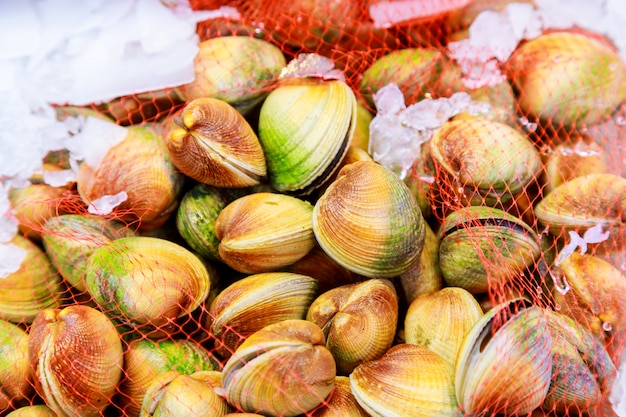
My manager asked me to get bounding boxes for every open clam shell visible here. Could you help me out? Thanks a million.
[258,79,356,195]
[221,319,336,417]
[167,98,267,188]
[350,344,458,417]
[313,161,426,278]
[28,305,123,417]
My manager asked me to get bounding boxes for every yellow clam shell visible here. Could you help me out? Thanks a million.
[0,320,32,412]
[313,161,426,278]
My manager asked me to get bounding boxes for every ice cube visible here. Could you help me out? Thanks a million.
[63,116,128,171]
[43,169,76,187]
[279,54,345,81]
[88,191,128,215]
[0,242,27,279]
[373,83,406,116]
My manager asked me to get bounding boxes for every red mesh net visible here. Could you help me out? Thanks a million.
[1,0,625,416]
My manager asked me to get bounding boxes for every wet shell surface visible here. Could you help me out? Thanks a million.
[313,161,426,278]
[258,79,356,195]
[167,98,267,188]
[350,344,458,417]
[215,192,316,273]
[0,319,32,412]
[306,279,399,375]
[28,305,123,417]
[310,376,369,417]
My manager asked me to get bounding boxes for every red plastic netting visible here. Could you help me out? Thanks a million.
[1,0,625,416]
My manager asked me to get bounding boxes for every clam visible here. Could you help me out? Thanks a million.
[258,79,356,195]
[0,320,32,412]
[0,234,63,324]
[399,222,443,304]
[507,31,626,128]
[286,245,358,294]
[120,338,215,417]
[180,36,286,114]
[350,101,373,153]
[350,344,458,417]
[543,310,616,414]
[438,206,541,294]
[28,305,123,417]
[360,48,443,107]
[313,161,426,278]
[551,251,626,341]
[76,124,185,230]
[404,287,483,367]
[41,214,134,292]
[139,370,231,417]
[306,279,398,375]
[310,376,369,417]
[206,272,318,358]
[455,301,553,416]
[221,319,336,417]
[6,405,57,417]
[9,184,68,241]
[215,192,316,273]
[535,173,626,236]
[430,117,542,206]
[176,183,245,262]
[85,236,211,337]
[166,98,267,188]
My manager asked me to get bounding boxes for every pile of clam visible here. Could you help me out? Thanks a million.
[2,5,626,417]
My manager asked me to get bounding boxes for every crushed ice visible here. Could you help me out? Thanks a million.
[368,0,472,28]
[279,54,345,82]
[612,351,626,417]
[554,223,611,266]
[88,191,128,215]
[368,83,490,179]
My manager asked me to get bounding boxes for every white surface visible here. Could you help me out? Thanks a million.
[613,351,626,416]
[87,191,129,215]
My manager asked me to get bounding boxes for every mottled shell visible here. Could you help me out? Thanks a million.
[215,192,316,273]
[306,279,398,375]
[167,98,266,188]
[455,303,553,415]
[535,173,626,235]
[221,320,336,417]
[6,405,57,417]
[0,235,63,324]
[120,339,215,417]
[41,214,133,292]
[76,124,184,229]
[258,79,356,195]
[404,287,483,367]
[311,376,369,417]
[85,236,210,337]
[439,206,541,294]
[0,320,32,412]
[182,36,286,114]
[350,344,458,417]
[176,184,245,262]
[313,161,426,278]
[552,252,626,339]
[206,272,318,358]
[139,370,231,417]
[430,118,542,205]
[507,31,626,128]
[28,305,123,417]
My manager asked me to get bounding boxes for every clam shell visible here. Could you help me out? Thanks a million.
[404,287,483,367]
[0,235,63,324]
[41,214,133,292]
[258,79,356,195]
[535,173,626,235]
[286,245,358,294]
[120,339,215,417]
[455,302,553,415]
[313,161,426,278]
[350,344,458,417]
[6,405,57,417]
[0,320,32,412]
[399,222,443,304]
[206,272,318,358]
[76,124,184,229]
[85,236,210,337]
[215,192,316,273]
[430,118,542,205]
[28,305,123,417]
[311,376,368,417]
[139,370,231,417]
[167,98,267,188]
[306,279,398,375]
[438,206,541,294]
[507,31,626,128]
[9,184,68,241]
[221,319,336,417]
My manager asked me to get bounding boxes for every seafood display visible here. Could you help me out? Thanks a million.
[3,3,626,417]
